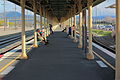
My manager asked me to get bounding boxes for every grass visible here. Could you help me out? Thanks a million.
[92,29,112,36]
[0,20,14,26]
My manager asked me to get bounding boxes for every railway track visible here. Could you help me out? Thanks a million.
[92,36,115,53]
[76,31,115,53]
[75,31,115,69]
[0,30,34,55]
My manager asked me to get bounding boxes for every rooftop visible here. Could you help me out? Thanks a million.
[8,0,105,22]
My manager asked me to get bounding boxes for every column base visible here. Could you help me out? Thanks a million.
[20,54,28,59]
[70,36,73,39]
[73,39,78,43]
[46,34,49,37]
[33,45,38,48]
[87,53,94,60]
[78,44,82,48]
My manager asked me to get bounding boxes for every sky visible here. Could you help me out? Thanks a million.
[92,0,115,17]
[0,0,116,17]
[0,0,20,12]
[0,0,33,15]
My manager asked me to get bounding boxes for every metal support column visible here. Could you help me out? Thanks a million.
[71,17,73,38]
[82,10,87,53]
[33,2,38,47]
[46,12,48,37]
[44,11,46,40]
[69,17,70,26]
[48,18,50,35]
[39,8,42,30]
[73,15,77,42]
[20,0,28,59]
[73,4,77,42]
[78,4,83,48]
[67,18,70,34]
[47,15,49,36]
[87,0,94,59]
[40,15,42,29]
[115,0,120,79]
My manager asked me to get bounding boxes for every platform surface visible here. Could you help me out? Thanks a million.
[3,31,115,80]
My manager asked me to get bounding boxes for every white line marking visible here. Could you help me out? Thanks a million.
[0,39,34,76]
[93,43,115,59]
[96,61,108,67]
[0,46,21,61]
[26,39,34,44]
[1,66,15,75]
[0,39,34,62]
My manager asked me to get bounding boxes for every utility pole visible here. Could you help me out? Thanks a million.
[15,4,17,29]
[3,0,6,31]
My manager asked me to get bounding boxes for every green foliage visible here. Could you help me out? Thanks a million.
[8,22,14,26]
[0,21,4,26]
[92,29,112,36]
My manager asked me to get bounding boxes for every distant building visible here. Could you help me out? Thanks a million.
[103,17,116,24]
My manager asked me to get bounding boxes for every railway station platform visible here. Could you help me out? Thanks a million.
[3,30,114,80]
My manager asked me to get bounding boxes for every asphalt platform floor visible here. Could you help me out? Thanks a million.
[3,31,115,80]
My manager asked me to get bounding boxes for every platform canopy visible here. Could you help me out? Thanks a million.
[106,4,116,8]
[8,0,105,22]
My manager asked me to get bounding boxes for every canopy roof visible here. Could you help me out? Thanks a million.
[106,4,116,8]
[8,0,105,22]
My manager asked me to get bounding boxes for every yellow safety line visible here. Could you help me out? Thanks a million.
[0,54,21,73]
[27,45,33,50]
[93,51,115,70]
[0,45,34,73]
